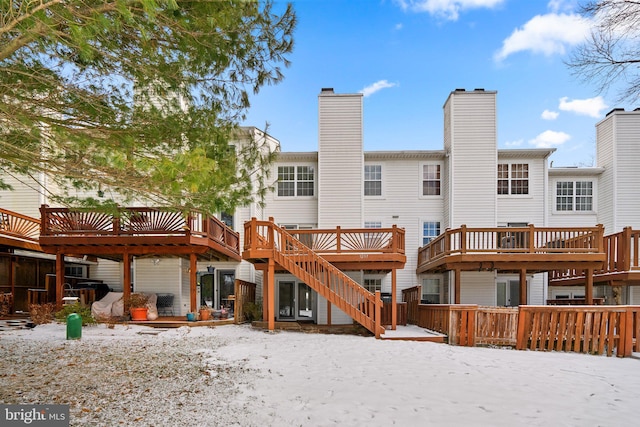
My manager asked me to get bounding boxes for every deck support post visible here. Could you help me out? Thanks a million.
[391,268,397,330]
[55,252,64,309]
[190,253,197,312]
[123,252,131,310]
[454,269,461,304]
[262,268,269,322]
[519,269,527,305]
[326,300,332,325]
[585,268,594,305]
[267,258,275,331]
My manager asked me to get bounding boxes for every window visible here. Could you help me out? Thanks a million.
[364,165,382,196]
[422,221,441,245]
[498,163,528,195]
[422,164,441,196]
[422,278,441,304]
[277,166,315,197]
[556,181,593,211]
[364,221,381,229]
[364,278,382,293]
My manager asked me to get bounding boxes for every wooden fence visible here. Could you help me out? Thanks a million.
[402,298,640,357]
[381,302,408,326]
[233,279,257,324]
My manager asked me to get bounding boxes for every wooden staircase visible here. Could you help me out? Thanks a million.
[247,220,385,337]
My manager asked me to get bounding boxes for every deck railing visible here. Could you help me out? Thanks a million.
[402,286,422,324]
[405,303,640,357]
[0,208,40,243]
[39,205,239,255]
[244,218,384,337]
[418,224,604,268]
[244,221,405,255]
[550,227,640,281]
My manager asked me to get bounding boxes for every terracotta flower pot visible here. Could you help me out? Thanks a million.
[199,309,211,321]
[130,307,148,321]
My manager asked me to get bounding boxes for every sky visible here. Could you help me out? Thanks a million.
[3,322,638,425]
[242,0,634,167]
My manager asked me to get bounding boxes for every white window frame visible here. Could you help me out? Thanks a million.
[554,180,595,213]
[420,163,442,197]
[364,164,383,197]
[498,163,530,196]
[422,221,441,246]
[276,165,315,198]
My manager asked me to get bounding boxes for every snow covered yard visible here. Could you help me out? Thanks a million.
[0,323,638,426]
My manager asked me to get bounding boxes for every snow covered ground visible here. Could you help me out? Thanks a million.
[1,322,638,426]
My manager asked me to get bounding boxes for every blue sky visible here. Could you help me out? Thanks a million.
[242,0,629,167]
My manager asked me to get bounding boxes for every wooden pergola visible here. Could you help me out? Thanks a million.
[417,224,607,305]
[38,205,241,310]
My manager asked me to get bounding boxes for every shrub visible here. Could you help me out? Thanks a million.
[55,303,96,326]
[243,300,262,322]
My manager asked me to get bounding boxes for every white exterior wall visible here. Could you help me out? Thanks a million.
[547,171,601,228]
[363,155,445,294]
[445,90,497,228]
[264,156,319,226]
[134,257,183,315]
[497,156,547,226]
[596,114,615,232]
[317,90,363,228]
[460,271,495,305]
[612,113,640,230]
[0,174,44,218]
[316,270,362,325]
[91,259,123,291]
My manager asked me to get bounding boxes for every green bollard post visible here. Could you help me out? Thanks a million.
[66,313,82,340]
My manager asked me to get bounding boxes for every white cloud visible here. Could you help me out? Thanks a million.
[395,23,403,31]
[394,0,505,21]
[558,96,608,118]
[494,13,591,61]
[505,139,523,147]
[529,130,571,148]
[547,0,576,14]
[541,110,559,120]
[360,80,398,98]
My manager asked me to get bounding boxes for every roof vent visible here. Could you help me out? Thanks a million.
[474,88,485,91]
[634,107,640,111]
[321,88,334,93]
[455,88,466,92]
[606,108,625,116]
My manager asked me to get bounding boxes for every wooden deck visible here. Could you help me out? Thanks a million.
[128,316,236,328]
[417,224,606,274]
[38,205,241,261]
[550,227,640,286]
[243,218,406,271]
[0,208,41,252]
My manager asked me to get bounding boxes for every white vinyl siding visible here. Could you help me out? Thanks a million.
[134,257,182,315]
[91,259,124,291]
[613,114,640,230]
[318,92,363,228]
[596,115,615,231]
[445,90,497,228]
[459,271,495,305]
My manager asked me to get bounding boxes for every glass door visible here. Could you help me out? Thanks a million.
[497,280,521,307]
[297,283,314,320]
[278,281,295,319]
[278,281,315,321]
[217,270,235,310]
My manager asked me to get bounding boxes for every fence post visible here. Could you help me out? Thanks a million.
[375,291,382,339]
[515,306,528,350]
[619,307,633,357]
